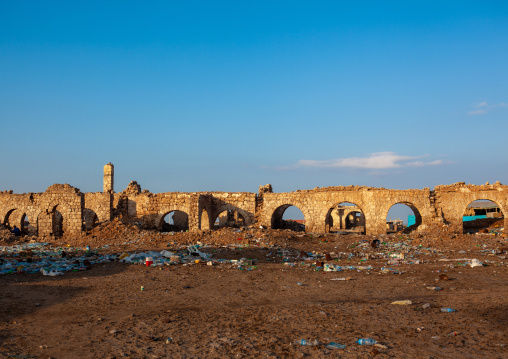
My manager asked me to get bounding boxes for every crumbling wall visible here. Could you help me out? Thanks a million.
[0,192,40,234]
[83,192,113,229]
[37,184,84,237]
[434,182,508,231]
[1,164,507,237]
[204,192,257,228]
[260,186,438,235]
[132,192,197,230]
[116,190,257,232]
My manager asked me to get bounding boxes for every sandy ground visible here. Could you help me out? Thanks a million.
[0,225,507,359]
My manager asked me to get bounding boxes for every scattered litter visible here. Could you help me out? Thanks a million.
[470,259,483,267]
[356,338,377,345]
[160,250,174,258]
[440,308,456,312]
[391,300,412,305]
[296,339,319,346]
[40,268,64,276]
[324,263,373,272]
[145,257,153,266]
[326,342,346,349]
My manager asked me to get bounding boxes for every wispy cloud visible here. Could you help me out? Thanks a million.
[468,101,508,115]
[278,152,444,170]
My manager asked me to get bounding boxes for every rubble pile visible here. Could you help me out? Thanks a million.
[0,224,14,242]
[280,219,305,232]
[82,218,142,243]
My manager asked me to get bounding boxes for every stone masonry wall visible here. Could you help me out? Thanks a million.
[434,181,508,231]
[0,184,83,237]
[110,188,256,232]
[83,192,113,229]
[1,163,508,237]
[260,186,438,235]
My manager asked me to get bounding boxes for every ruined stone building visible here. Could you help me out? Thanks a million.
[0,163,506,237]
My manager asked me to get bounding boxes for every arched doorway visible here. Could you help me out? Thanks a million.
[200,208,211,230]
[325,202,365,233]
[161,210,189,232]
[271,205,305,231]
[386,203,422,233]
[53,207,64,237]
[214,209,245,229]
[83,209,99,231]
[4,209,17,229]
[463,199,504,234]
[21,213,37,236]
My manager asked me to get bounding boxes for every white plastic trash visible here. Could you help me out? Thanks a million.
[160,250,175,258]
[470,259,483,268]
[391,300,412,305]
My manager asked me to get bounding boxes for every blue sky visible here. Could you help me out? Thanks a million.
[1,0,507,214]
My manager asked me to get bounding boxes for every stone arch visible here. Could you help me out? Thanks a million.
[83,208,99,231]
[211,204,252,229]
[324,201,366,234]
[156,209,190,232]
[385,202,422,233]
[271,204,306,231]
[20,212,37,236]
[345,210,364,229]
[198,198,214,231]
[38,203,69,238]
[3,208,17,229]
[213,207,246,229]
[52,205,64,237]
[199,207,212,230]
[462,199,504,233]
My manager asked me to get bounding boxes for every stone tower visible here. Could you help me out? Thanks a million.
[103,163,114,193]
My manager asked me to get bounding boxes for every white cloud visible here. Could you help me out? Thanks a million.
[283,152,444,170]
[426,160,444,165]
[468,101,507,115]
[468,109,487,115]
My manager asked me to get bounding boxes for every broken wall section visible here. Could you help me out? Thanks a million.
[83,192,113,230]
[433,182,508,231]
[203,192,257,229]
[37,184,84,238]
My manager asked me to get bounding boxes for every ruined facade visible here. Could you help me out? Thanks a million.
[0,165,506,237]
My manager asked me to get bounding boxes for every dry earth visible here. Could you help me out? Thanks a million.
[0,222,507,359]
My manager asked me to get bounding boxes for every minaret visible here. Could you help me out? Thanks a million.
[103,163,114,193]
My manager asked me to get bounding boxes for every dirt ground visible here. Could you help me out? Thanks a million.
[0,223,507,358]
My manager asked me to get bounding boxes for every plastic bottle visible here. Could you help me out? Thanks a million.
[356,338,377,345]
[296,339,318,346]
[440,308,456,312]
[326,342,346,349]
